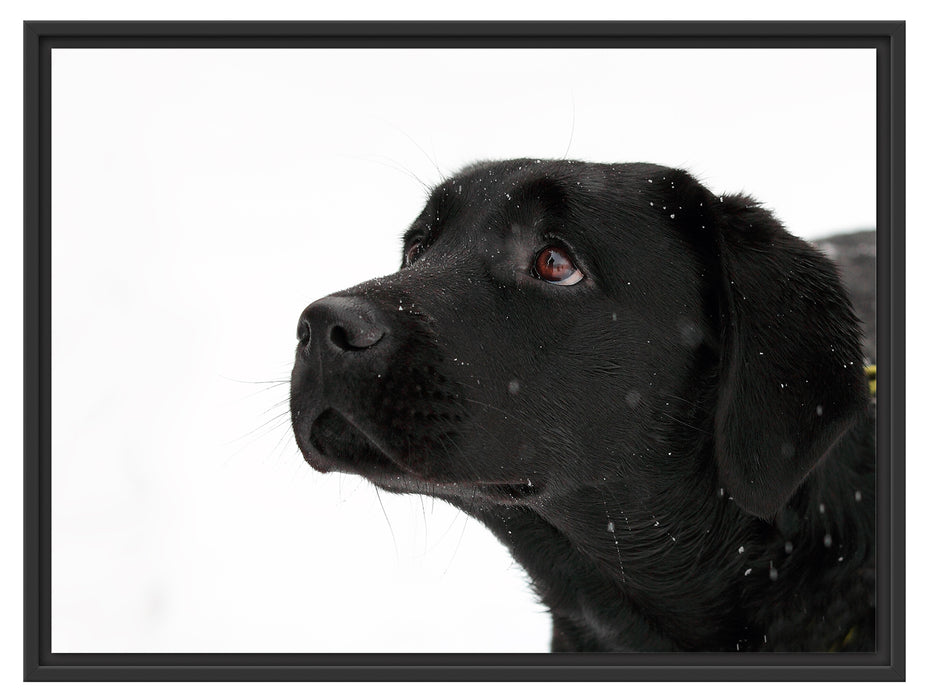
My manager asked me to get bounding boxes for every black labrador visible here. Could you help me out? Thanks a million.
[290,159,875,652]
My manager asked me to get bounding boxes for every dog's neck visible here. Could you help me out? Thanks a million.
[455,407,875,652]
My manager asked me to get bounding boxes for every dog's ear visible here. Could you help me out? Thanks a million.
[708,194,868,519]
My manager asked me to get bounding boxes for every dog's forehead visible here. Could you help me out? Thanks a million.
[431,159,685,217]
[424,159,550,213]
[413,159,686,241]
[451,159,669,187]
[445,159,599,196]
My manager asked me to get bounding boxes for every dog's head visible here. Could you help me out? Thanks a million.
[290,159,867,521]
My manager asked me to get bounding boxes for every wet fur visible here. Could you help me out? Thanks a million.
[290,159,875,652]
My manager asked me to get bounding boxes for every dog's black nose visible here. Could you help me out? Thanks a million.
[297,296,386,354]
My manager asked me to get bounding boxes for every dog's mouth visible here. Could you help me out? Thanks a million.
[302,408,542,504]
[307,408,397,473]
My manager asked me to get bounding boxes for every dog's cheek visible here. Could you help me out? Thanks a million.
[403,298,562,476]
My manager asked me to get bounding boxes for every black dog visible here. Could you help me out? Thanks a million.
[290,159,875,652]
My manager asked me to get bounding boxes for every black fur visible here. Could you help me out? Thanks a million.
[290,159,875,652]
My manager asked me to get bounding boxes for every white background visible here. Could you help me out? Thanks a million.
[1,1,928,699]
[49,47,875,653]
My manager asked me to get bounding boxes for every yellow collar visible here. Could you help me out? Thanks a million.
[865,364,876,397]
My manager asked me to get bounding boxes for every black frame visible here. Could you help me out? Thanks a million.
[23,20,905,681]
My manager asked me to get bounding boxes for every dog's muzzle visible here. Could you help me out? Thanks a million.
[290,295,395,471]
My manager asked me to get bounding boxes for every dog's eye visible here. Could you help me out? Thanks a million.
[404,240,426,266]
[533,245,584,286]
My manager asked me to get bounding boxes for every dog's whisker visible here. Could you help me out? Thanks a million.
[460,396,538,433]
[222,378,292,405]
[420,501,466,557]
[561,91,576,160]
[443,509,470,576]
[220,417,295,471]
[270,418,301,463]
[372,486,399,563]
[261,396,293,415]
[354,154,433,195]
[219,374,291,386]
[376,119,446,183]
[418,493,429,558]
[228,410,293,445]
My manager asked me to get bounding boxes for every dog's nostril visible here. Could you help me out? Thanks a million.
[330,325,351,351]
[298,296,387,355]
[297,318,312,346]
[329,323,384,351]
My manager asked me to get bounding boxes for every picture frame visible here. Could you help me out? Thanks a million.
[23,20,905,681]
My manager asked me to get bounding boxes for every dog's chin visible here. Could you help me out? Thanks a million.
[299,408,543,506]
[304,408,394,473]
